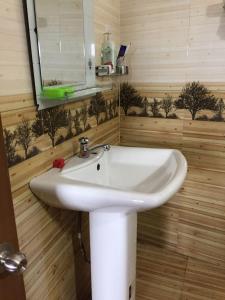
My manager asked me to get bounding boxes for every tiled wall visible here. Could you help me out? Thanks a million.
[121,0,225,83]
[0,0,120,299]
[120,1,225,299]
[120,81,225,121]
[4,93,118,168]
[2,0,225,299]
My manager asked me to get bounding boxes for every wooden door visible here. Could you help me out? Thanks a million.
[0,116,26,300]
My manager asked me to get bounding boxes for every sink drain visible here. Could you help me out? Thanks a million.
[97,164,100,171]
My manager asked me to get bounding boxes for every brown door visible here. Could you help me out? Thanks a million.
[0,116,27,300]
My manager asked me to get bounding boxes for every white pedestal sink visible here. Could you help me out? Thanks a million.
[30,146,187,300]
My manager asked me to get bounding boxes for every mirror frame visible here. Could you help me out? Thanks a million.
[23,0,96,110]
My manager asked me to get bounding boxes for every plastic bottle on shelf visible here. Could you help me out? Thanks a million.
[101,32,116,73]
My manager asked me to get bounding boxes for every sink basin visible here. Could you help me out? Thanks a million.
[30,146,187,213]
[30,145,187,300]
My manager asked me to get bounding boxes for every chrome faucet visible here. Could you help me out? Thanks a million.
[78,137,111,158]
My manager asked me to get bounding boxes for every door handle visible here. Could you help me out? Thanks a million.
[0,243,27,274]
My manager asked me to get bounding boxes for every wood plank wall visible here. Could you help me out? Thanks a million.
[0,0,120,299]
[3,0,225,299]
[121,0,225,83]
[121,0,225,299]
[121,84,225,299]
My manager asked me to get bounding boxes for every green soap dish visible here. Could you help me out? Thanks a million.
[41,86,75,99]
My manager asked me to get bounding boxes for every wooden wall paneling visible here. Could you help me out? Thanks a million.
[11,182,77,299]
[136,243,225,300]
[1,90,117,128]
[177,220,225,267]
[120,116,183,132]
[176,180,225,215]
[6,116,119,192]
[25,231,76,299]
[0,0,32,101]
[121,0,225,83]
[120,92,225,300]
[182,120,225,171]
[0,94,34,112]
[7,117,119,299]
[187,0,225,83]
[120,0,190,83]
[176,186,225,266]
[137,205,179,251]
[170,184,225,235]
[94,0,120,66]
[120,0,225,298]
[120,116,183,149]
[136,243,187,300]
[118,79,225,300]
[181,257,225,299]
[74,213,91,300]
[121,113,225,299]
[1,1,120,299]
[186,166,225,187]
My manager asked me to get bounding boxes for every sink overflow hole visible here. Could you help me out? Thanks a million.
[97,164,100,171]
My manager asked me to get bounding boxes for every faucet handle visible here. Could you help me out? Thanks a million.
[79,137,89,145]
[78,137,90,158]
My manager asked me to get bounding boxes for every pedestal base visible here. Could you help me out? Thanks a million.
[90,211,137,300]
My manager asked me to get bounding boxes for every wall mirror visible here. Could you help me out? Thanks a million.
[24,0,97,110]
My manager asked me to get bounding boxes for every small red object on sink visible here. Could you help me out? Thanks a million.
[53,158,65,169]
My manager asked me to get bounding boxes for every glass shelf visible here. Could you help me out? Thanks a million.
[38,86,112,110]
